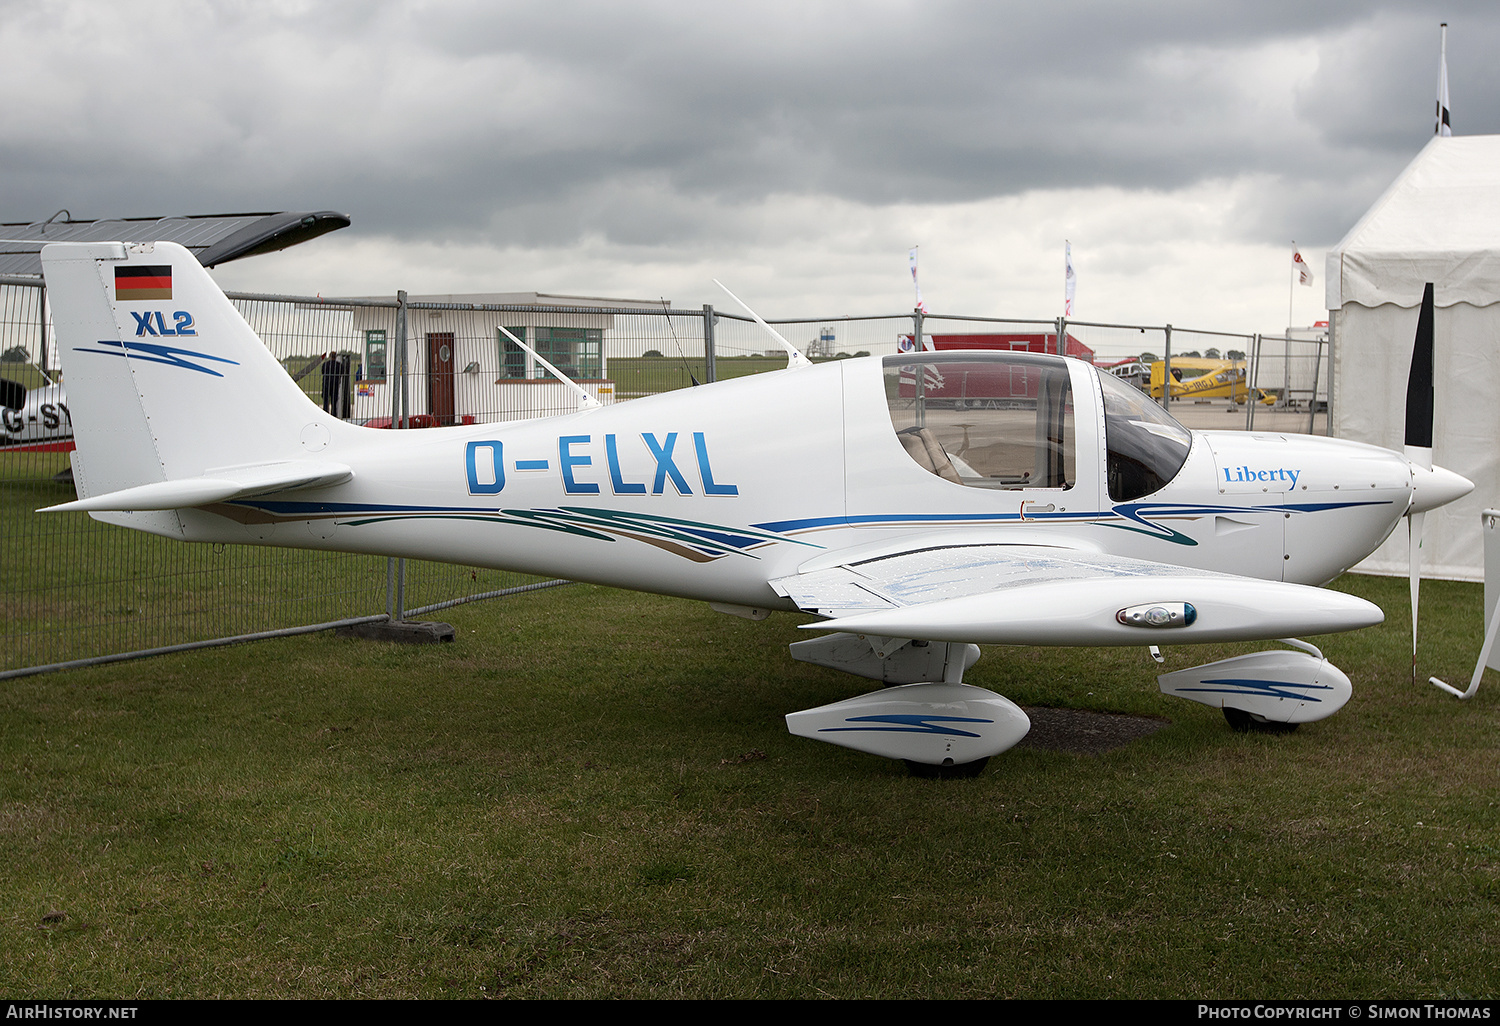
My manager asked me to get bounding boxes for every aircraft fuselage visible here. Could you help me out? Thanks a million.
[139,354,1417,614]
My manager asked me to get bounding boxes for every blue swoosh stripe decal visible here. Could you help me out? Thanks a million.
[73,339,239,378]
[756,500,1392,544]
[1175,677,1336,702]
[820,713,995,738]
[227,501,823,561]
[213,497,1396,564]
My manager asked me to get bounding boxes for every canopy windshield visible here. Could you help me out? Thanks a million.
[882,353,1075,490]
[1097,371,1192,501]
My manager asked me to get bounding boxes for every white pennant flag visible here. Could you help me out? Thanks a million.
[908,246,928,313]
[1064,240,1076,317]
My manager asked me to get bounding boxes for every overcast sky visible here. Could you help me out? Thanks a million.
[6,0,1498,346]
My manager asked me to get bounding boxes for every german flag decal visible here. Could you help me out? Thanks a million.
[115,265,172,301]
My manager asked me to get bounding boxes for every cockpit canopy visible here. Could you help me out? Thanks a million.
[882,352,1192,502]
[883,353,1076,490]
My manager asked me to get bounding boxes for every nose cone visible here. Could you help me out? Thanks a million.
[1410,463,1474,514]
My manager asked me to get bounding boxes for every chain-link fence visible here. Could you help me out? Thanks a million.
[1243,329,1330,434]
[1,278,1333,677]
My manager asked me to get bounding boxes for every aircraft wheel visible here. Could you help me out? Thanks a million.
[1222,707,1299,734]
[903,757,990,779]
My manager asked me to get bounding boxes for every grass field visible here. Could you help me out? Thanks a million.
[1,365,51,391]
[1,573,1496,999]
[606,355,802,397]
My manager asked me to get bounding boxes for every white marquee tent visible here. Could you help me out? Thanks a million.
[1327,134,1500,581]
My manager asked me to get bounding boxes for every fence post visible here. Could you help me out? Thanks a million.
[1325,314,1337,436]
[1056,316,1067,357]
[1162,324,1173,409]
[396,290,409,430]
[1283,329,1292,411]
[37,284,48,378]
[1247,334,1260,430]
[393,290,409,620]
[1307,336,1323,434]
[702,304,716,383]
[913,307,924,351]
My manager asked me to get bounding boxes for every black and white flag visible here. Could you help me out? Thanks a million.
[1436,23,1452,137]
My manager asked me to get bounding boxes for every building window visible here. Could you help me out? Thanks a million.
[364,330,387,382]
[497,326,603,380]
[498,326,528,380]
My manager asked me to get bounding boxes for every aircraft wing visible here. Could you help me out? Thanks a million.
[769,543,1382,646]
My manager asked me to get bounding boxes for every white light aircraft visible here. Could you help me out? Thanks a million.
[1,373,71,451]
[39,242,1473,775]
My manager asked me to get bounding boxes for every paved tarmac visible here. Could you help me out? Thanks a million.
[1164,399,1328,435]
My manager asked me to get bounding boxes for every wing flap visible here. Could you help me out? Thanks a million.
[769,567,898,619]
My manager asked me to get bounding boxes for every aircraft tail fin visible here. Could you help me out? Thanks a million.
[41,241,352,526]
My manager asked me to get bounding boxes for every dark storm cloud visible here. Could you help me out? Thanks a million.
[4,0,1497,250]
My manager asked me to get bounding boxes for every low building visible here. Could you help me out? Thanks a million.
[339,291,665,425]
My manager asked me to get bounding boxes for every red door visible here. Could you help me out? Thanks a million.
[427,333,455,426]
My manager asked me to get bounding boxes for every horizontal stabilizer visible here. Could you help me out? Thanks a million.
[39,461,352,513]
